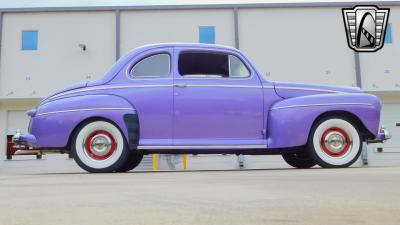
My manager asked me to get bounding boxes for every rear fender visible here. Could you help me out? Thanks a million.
[32,95,137,148]
[267,93,381,149]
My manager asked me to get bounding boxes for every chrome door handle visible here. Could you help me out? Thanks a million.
[174,83,187,88]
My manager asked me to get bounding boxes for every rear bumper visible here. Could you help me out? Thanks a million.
[12,131,37,147]
[368,127,392,143]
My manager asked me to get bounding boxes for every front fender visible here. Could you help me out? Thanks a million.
[31,95,136,148]
[267,93,381,149]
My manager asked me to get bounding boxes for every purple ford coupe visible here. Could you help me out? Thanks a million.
[13,43,390,172]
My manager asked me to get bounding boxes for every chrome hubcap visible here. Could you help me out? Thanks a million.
[324,132,346,153]
[90,134,112,157]
[320,127,351,157]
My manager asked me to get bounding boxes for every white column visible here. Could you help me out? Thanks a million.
[0,103,7,161]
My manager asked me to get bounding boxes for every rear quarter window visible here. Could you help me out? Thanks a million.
[130,53,170,77]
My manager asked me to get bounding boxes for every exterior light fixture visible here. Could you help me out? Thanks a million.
[78,44,86,51]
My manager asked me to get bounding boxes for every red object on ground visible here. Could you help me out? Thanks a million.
[6,135,18,156]
[6,135,41,160]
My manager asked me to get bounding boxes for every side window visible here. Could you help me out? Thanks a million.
[130,53,170,77]
[229,55,250,78]
[178,52,250,78]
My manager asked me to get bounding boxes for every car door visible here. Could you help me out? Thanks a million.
[123,48,174,146]
[173,48,265,146]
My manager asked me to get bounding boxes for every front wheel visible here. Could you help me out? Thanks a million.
[72,120,130,173]
[308,117,362,168]
[115,152,143,172]
[282,150,316,169]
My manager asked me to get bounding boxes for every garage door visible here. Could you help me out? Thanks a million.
[6,111,30,135]
[367,103,400,166]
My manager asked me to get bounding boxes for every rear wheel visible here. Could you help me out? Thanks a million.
[115,152,143,172]
[308,117,362,168]
[282,150,316,168]
[72,120,130,173]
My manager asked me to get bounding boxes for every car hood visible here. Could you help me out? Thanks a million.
[273,81,362,99]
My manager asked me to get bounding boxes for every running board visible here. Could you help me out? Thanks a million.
[137,145,267,150]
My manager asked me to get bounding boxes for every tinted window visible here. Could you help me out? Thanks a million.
[178,52,249,78]
[130,54,170,77]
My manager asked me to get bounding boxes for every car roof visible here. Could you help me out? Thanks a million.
[134,42,238,52]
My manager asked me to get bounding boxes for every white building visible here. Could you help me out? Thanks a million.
[0,0,399,167]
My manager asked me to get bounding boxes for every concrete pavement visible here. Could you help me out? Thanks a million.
[0,156,399,225]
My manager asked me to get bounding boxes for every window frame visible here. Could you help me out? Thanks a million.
[128,52,172,79]
[21,30,38,51]
[177,50,252,79]
[227,54,252,78]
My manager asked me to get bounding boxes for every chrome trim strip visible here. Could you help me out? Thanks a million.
[50,85,173,99]
[180,75,224,78]
[272,103,374,110]
[274,86,343,93]
[36,108,135,116]
[50,84,265,99]
[130,77,173,80]
[137,145,267,150]
[175,75,253,80]
[185,84,262,89]
[262,85,274,89]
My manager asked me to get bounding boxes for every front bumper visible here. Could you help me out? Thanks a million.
[368,126,392,143]
[12,130,37,147]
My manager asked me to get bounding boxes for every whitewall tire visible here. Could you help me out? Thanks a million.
[282,150,316,169]
[72,120,130,173]
[115,152,143,172]
[308,117,362,168]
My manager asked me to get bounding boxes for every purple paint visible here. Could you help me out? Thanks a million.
[16,43,385,152]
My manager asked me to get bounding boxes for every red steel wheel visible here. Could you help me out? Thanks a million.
[320,127,351,157]
[84,130,117,160]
